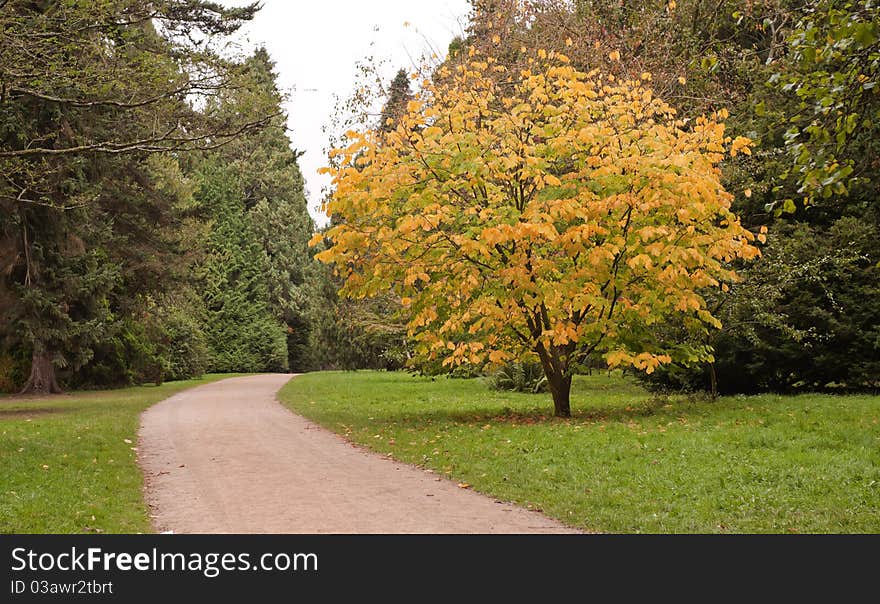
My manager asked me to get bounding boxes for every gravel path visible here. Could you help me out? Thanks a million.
[138,374,577,534]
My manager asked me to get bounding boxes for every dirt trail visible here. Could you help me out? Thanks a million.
[138,374,577,533]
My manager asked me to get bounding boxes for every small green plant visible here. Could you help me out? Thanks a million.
[489,361,548,393]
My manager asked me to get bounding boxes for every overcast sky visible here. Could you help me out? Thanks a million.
[223,1,472,225]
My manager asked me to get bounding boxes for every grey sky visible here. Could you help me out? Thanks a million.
[225,1,472,225]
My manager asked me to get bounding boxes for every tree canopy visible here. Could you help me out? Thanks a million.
[316,50,761,415]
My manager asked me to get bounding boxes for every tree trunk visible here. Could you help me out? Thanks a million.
[536,344,573,417]
[20,350,62,395]
[548,371,572,418]
[708,362,718,399]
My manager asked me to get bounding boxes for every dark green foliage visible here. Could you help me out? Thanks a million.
[195,162,288,373]
[66,297,209,389]
[304,256,409,371]
[488,361,548,394]
[1,27,311,388]
[0,348,30,393]
[639,215,880,393]
[0,0,271,392]
[5,207,119,374]
[378,69,413,132]
[152,302,210,381]
[773,0,880,206]
[69,320,162,389]
[193,49,313,373]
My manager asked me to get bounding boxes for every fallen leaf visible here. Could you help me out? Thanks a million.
[457,482,471,489]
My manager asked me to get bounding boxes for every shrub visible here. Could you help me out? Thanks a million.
[488,361,548,394]
[0,348,29,393]
[636,216,880,394]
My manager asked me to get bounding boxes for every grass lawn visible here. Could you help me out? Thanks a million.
[279,371,880,533]
[0,374,240,534]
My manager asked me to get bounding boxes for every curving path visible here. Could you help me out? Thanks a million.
[138,374,577,534]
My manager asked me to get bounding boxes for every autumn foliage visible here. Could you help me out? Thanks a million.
[315,49,761,416]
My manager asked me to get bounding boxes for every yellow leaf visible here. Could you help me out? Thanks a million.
[744,188,752,198]
[730,135,752,156]
[608,49,621,62]
[489,350,509,364]
[606,350,631,367]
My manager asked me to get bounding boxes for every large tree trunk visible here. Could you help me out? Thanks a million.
[20,350,62,395]
[548,371,572,418]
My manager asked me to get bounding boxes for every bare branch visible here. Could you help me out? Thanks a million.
[0,112,280,158]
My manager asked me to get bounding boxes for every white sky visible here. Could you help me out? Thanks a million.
[224,1,472,226]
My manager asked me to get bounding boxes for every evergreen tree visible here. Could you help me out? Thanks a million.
[0,0,269,393]
[378,69,414,133]
[191,49,313,373]
[195,162,288,373]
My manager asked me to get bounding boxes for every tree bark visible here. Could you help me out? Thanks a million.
[20,350,62,395]
[536,344,573,417]
[708,362,718,399]
[548,371,572,418]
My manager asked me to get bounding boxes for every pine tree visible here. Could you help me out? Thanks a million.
[378,69,413,133]
[0,0,269,393]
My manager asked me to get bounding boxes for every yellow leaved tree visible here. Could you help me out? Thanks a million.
[315,49,761,417]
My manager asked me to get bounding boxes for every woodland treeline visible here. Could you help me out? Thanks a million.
[1,0,878,395]
[0,0,371,393]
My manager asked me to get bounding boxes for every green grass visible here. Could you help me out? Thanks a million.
[0,374,241,534]
[279,371,880,533]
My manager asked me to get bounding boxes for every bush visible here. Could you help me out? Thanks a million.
[154,304,208,381]
[637,216,880,394]
[0,348,29,393]
[68,299,208,389]
[205,312,288,374]
[488,361,548,393]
